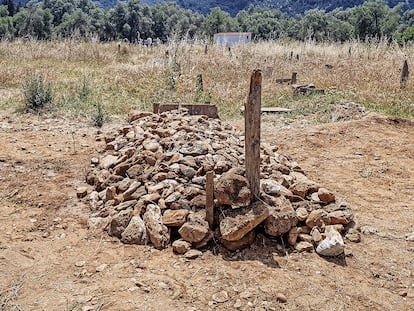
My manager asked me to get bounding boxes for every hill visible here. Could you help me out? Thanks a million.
[12,0,413,15]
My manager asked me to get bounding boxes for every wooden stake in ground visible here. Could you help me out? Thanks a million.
[245,70,262,201]
[401,60,409,89]
[205,171,214,228]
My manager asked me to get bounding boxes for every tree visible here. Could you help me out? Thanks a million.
[1,0,14,16]
[201,7,238,38]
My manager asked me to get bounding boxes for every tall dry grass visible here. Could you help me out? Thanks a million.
[0,39,413,120]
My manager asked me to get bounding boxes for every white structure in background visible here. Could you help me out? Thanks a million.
[213,32,253,46]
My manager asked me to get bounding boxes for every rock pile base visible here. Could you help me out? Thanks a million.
[82,110,359,257]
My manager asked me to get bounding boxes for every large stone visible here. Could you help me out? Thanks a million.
[108,209,133,238]
[220,202,269,241]
[143,204,170,249]
[316,226,345,256]
[100,155,119,169]
[215,172,251,208]
[162,209,189,227]
[172,239,191,254]
[178,211,209,243]
[221,230,256,251]
[318,188,336,203]
[121,216,148,245]
[328,210,353,225]
[261,179,281,196]
[306,209,329,228]
[288,227,302,246]
[264,197,298,236]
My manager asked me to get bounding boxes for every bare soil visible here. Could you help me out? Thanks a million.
[0,109,413,311]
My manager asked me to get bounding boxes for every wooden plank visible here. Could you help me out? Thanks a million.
[244,70,262,201]
[152,103,219,118]
[205,171,214,228]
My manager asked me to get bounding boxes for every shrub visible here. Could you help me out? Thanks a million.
[23,75,53,113]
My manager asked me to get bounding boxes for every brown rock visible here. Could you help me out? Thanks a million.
[215,172,251,208]
[100,155,119,169]
[220,202,269,241]
[221,230,256,251]
[328,210,353,225]
[143,204,170,249]
[178,211,209,243]
[172,239,191,254]
[76,187,88,199]
[306,209,329,228]
[295,241,314,252]
[288,227,302,246]
[184,249,203,259]
[296,207,309,221]
[162,209,189,227]
[264,197,298,236]
[298,233,313,243]
[311,227,322,243]
[318,188,335,203]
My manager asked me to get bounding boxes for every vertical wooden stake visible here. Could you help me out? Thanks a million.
[291,72,297,84]
[206,171,214,228]
[245,70,262,201]
[401,59,409,89]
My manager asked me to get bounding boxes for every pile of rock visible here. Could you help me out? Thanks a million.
[81,109,359,257]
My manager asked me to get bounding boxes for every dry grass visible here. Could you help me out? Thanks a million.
[0,39,413,121]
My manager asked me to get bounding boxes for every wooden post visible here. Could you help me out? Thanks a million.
[205,171,214,228]
[401,60,409,89]
[245,70,262,201]
[291,72,297,84]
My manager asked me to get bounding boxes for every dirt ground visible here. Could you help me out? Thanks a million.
[0,109,413,311]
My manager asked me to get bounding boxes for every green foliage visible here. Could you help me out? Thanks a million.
[23,75,53,113]
[4,0,414,43]
[93,101,104,127]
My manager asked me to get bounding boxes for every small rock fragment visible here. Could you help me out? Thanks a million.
[184,249,203,259]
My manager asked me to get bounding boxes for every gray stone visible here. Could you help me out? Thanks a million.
[108,209,133,238]
[121,216,148,245]
[296,207,309,222]
[261,179,281,196]
[143,204,170,249]
[100,155,119,169]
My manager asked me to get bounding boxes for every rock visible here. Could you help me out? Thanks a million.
[76,187,88,199]
[75,261,86,267]
[311,227,322,243]
[178,211,209,243]
[221,230,256,251]
[405,232,414,241]
[276,293,287,303]
[288,227,302,246]
[215,172,251,208]
[212,291,229,303]
[143,140,160,152]
[194,230,214,249]
[143,204,170,249]
[345,229,361,243]
[264,197,298,236]
[172,239,191,254]
[328,210,353,225]
[298,233,313,243]
[316,226,345,256]
[108,209,133,238]
[220,202,269,241]
[121,216,148,245]
[100,155,119,169]
[317,188,335,203]
[184,249,203,259]
[295,241,314,252]
[95,263,108,272]
[261,179,281,196]
[296,207,309,221]
[306,209,329,228]
[162,209,189,227]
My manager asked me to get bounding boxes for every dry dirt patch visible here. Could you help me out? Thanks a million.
[0,111,413,310]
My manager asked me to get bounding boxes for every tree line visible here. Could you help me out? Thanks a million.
[1,0,414,43]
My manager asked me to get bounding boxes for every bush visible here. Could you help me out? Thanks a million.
[23,75,53,113]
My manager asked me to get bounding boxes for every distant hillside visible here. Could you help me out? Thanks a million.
[104,0,412,15]
[12,0,414,15]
